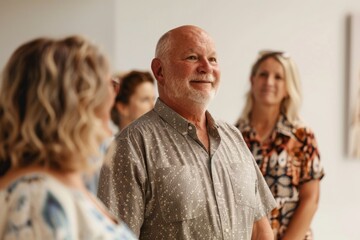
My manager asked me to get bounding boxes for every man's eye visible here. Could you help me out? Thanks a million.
[209,57,217,63]
[187,56,197,60]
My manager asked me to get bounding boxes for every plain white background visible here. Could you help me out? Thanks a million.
[1,0,360,239]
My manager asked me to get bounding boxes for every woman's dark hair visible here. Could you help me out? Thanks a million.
[110,70,154,126]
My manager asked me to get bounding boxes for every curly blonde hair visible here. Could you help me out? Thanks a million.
[0,36,110,172]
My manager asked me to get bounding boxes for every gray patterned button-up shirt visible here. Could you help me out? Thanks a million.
[98,99,277,240]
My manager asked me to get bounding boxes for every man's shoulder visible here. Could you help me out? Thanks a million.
[214,118,241,134]
[117,110,162,138]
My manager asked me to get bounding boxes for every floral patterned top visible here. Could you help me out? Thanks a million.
[0,173,137,240]
[236,114,324,240]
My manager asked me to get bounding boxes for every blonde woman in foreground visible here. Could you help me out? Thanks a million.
[0,36,137,240]
[236,51,325,240]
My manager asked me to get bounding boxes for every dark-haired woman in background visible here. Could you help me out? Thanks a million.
[111,70,156,133]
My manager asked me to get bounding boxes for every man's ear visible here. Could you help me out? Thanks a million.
[115,102,129,117]
[151,58,164,85]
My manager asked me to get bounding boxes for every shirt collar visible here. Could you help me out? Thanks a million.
[153,98,219,136]
[275,113,293,137]
[238,112,293,137]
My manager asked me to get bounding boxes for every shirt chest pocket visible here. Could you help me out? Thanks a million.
[155,166,206,223]
[229,163,257,209]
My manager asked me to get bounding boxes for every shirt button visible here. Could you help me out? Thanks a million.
[225,228,229,233]
[188,126,192,130]
[217,191,221,196]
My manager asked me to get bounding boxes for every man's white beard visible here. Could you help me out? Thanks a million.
[165,77,216,106]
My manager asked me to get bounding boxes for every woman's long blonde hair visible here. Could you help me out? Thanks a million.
[239,51,302,124]
[0,36,110,172]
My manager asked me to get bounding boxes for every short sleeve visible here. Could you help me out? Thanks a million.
[97,133,147,237]
[252,158,278,221]
[294,127,325,183]
[236,129,277,221]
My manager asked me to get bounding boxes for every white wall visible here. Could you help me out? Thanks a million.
[0,0,116,69]
[1,1,360,239]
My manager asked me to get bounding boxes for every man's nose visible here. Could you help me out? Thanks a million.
[197,58,213,74]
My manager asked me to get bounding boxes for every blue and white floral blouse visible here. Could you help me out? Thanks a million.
[0,173,137,240]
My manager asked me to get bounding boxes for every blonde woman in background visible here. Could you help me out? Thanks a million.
[0,36,136,239]
[236,51,324,240]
